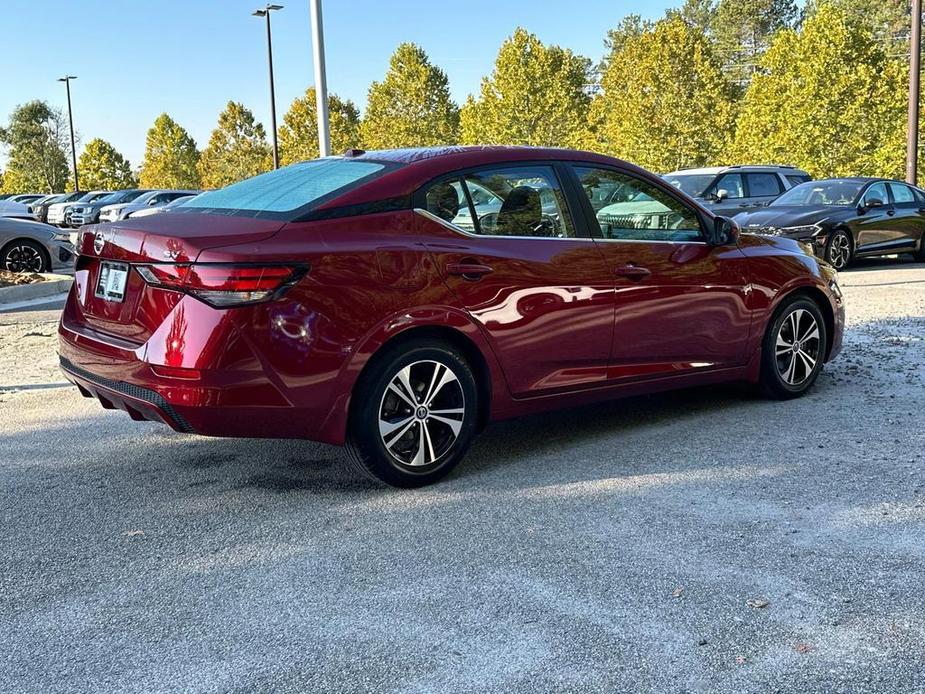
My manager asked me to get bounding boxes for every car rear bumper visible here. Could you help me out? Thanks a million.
[57,286,343,443]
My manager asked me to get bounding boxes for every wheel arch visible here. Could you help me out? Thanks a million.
[314,308,508,445]
[774,284,837,362]
[351,324,493,432]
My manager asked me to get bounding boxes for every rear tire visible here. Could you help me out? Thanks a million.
[759,296,828,400]
[345,340,479,487]
[2,239,49,273]
[824,229,853,270]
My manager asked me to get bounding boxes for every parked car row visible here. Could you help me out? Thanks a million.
[664,165,925,268]
[45,188,201,227]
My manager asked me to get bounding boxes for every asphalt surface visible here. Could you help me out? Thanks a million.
[1,258,924,693]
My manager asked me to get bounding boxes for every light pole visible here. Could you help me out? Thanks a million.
[253,4,283,169]
[309,0,330,157]
[907,0,922,185]
[57,75,79,192]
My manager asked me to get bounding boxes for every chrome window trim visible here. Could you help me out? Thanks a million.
[413,208,585,242]
[414,208,709,245]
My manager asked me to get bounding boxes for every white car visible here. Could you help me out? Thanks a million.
[0,194,44,219]
[46,190,110,226]
[100,189,200,223]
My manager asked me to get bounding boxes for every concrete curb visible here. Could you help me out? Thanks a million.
[0,274,73,305]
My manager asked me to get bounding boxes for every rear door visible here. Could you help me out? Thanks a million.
[743,172,785,208]
[886,182,924,252]
[418,163,615,396]
[569,164,752,381]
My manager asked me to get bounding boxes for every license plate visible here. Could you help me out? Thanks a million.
[95,262,129,302]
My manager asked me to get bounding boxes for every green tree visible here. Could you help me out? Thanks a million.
[76,138,136,190]
[360,43,459,149]
[669,0,717,35]
[732,3,907,178]
[139,114,200,189]
[279,88,361,164]
[591,17,735,172]
[197,102,271,188]
[0,100,70,193]
[803,0,910,46]
[714,0,799,85]
[460,28,591,148]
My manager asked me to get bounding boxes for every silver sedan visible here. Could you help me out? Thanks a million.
[0,217,75,273]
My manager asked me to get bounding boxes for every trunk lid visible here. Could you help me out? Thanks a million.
[74,213,285,342]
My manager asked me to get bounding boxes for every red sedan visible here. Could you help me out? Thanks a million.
[59,147,845,486]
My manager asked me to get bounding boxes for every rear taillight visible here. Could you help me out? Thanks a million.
[135,263,304,307]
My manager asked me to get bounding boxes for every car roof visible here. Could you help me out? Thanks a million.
[316,146,662,211]
[667,164,810,176]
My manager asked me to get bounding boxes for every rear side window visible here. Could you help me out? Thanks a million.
[746,173,783,197]
[425,165,575,238]
[787,174,811,186]
[889,183,916,204]
[183,159,387,215]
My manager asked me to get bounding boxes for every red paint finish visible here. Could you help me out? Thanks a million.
[58,147,845,446]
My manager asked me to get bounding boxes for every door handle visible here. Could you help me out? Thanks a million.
[446,260,493,281]
[887,209,896,217]
[615,264,651,281]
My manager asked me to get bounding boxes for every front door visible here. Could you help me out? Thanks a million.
[418,164,614,397]
[855,181,907,255]
[569,164,752,381]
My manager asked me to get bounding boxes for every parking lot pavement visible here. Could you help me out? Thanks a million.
[1,260,923,694]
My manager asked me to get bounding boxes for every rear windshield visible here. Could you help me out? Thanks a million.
[180,159,390,218]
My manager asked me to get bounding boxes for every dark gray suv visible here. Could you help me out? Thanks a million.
[664,165,812,215]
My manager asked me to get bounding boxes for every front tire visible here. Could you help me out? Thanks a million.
[2,239,49,273]
[759,297,828,400]
[824,229,853,270]
[345,341,479,487]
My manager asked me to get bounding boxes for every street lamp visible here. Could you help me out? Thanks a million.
[57,75,79,192]
[310,0,331,157]
[253,4,283,169]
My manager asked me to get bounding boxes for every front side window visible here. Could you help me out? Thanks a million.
[425,165,575,238]
[746,173,783,197]
[575,167,702,242]
[712,173,744,199]
[182,159,388,216]
[863,182,889,207]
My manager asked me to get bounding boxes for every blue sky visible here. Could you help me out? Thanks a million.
[2,0,679,168]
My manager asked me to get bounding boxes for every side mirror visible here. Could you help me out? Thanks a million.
[864,198,884,209]
[715,189,729,202]
[709,216,739,246]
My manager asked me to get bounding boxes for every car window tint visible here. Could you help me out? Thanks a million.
[786,175,811,186]
[864,182,889,206]
[460,166,575,238]
[889,183,915,204]
[713,173,744,199]
[574,167,702,243]
[746,173,783,197]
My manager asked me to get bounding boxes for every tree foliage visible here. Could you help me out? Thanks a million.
[279,88,361,164]
[591,17,735,172]
[0,100,70,193]
[360,43,459,149]
[139,114,200,189]
[732,3,907,178]
[197,101,271,188]
[714,0,799,84]
[461,28,591,148]
[77,138,136,190]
